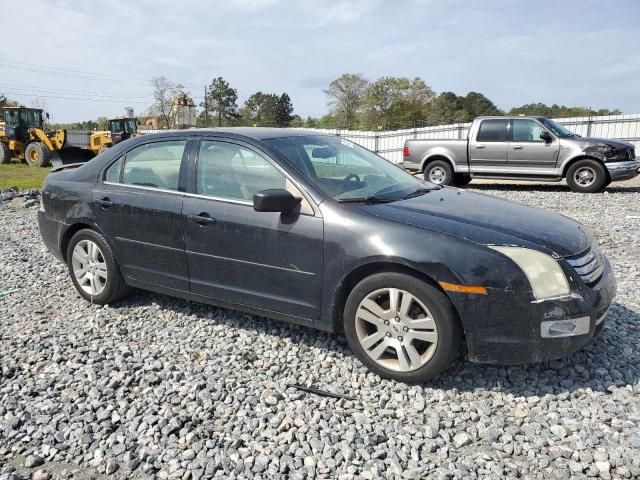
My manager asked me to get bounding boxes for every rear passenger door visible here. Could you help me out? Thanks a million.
[468,119,509,172]
[93,139,191,291]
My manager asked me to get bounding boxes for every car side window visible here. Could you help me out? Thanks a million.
[104,157,123,183]
[121,141,186,190]
[512,119,545,142]
[196,140,286,201]
[476,120,509,142]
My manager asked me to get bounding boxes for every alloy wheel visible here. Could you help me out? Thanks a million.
[71,239,108,296]
[355,288,439,372]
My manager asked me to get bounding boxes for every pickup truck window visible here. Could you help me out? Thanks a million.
[476,119,509,142]
[512,119,545,142]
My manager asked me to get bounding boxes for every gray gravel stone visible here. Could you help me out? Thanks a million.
[1,178,639,479]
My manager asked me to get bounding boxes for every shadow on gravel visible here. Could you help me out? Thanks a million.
[110,292,639,397]
[464,184,640,194]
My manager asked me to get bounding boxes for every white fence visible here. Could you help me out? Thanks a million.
[296,114,640,164]
[140,113,640,164]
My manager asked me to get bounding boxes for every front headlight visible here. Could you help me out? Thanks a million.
[489,246,570,300]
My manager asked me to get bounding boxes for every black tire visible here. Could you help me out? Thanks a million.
[0,142,10,164]
[24,142,52,168]
[423,160,453,186]
[566,159,608,193]
[453,173,472,186]
[66,229,130,304]
[343,273,462,383]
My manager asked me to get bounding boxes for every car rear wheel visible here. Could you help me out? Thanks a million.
[343,273,462,383]
[424,160,453,186]
[66,229,129,304]
[566,159,607,193]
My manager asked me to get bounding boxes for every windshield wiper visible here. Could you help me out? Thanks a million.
[338,186,438,204]
[402,187,439,199]
[337,195,398,204]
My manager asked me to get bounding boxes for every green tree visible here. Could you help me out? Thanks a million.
[202,77,240,127]
[509,103,621,118]
[241,92,278,126]
[364,77,403,129]
[324,73,369,129]
[275,93,294,127]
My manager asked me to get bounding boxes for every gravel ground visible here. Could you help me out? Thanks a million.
[1,178,639,479]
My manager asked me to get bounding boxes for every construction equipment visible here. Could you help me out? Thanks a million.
[0,106,113,167]
[107,115,140,146]
[0,107,63,167]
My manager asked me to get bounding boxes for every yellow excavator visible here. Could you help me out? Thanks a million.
[0,106,113,167]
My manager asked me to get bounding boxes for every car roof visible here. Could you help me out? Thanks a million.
[142,127,330,141]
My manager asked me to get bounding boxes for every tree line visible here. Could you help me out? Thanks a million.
[1,76,623,132]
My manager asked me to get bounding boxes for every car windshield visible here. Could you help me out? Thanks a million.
[539,118,578,138]
[265,135,434,202]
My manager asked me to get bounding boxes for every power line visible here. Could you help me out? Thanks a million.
[0,83,152,100]
[1,91,150,104]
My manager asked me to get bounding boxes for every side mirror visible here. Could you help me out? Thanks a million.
[540,131,552,143]
[253,189,301,213]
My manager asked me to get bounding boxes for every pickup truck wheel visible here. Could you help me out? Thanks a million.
[424,160,453,186]
[343,273,462,383]
[454,174,472,186]
[566,159,607,193]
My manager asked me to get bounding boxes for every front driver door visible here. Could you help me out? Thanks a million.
[182,139,324,320]
[508,118,560,169]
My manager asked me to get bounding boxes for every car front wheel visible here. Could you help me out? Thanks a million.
[344,273,462,383]
[66,229,130,304]
[566,159,608,193]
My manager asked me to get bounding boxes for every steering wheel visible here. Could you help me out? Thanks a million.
[342,173,361,189]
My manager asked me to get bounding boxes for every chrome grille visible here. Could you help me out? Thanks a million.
[565,243,604,286]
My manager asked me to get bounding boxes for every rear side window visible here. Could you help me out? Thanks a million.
[121,141,186,190]
[104,157,123,183]
[476,120,509,142]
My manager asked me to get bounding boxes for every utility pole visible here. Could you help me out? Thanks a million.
[204,85,208,127]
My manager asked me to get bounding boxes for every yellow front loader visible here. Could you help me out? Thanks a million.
[0,107,113,167]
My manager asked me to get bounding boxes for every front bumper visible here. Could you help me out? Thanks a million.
[605,159,640,181]
[449,257,616,364]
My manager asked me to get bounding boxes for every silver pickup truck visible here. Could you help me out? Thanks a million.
[402,116,639,192]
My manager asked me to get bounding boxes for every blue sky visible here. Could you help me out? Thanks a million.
[2,0,639,123]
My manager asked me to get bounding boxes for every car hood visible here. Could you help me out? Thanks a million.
[363,188,591,257]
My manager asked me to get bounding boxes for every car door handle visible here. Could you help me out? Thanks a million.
[512,145,524,150]
[95,198,114,208]
[475,145,485,149]
[187,213,216,226]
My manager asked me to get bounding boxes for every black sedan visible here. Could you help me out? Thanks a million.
[38,128,616,383]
